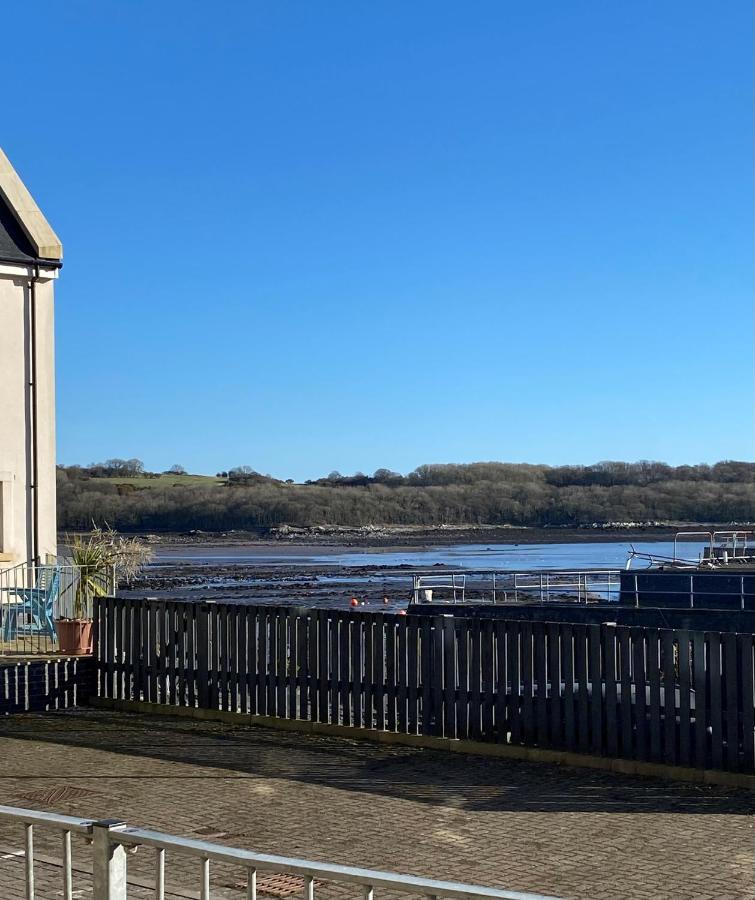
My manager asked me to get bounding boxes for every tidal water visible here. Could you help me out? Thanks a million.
[132,539,711,607]
[154,540,708,571]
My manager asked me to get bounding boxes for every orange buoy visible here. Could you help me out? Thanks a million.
[350,598,359,607]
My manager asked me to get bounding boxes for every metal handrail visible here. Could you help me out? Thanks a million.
[412,569,620,604]
[0,561,116,654]
[0,804,559,900]
[116,827,552,899]
[672,531,714,562]
[629,531,755,571]
[621,571,755,609]
[413,573,467,602]
[0,804,93,833]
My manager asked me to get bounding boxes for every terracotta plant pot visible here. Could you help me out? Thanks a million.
[55,619,93,656]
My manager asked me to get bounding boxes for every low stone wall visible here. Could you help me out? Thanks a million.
[0,656,95,714]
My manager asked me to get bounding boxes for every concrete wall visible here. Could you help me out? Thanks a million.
[0,264,57,566]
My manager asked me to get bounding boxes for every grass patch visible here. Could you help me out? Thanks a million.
[103,474,227,488]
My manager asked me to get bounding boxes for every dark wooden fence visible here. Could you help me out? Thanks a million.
[95,598,755,774]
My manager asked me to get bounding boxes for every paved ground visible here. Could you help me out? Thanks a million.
[0,710,750,899]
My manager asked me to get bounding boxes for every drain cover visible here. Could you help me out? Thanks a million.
[222,874,320,897]
[193,826,230,839]
[17,786,97,805]
[258,874,318,897]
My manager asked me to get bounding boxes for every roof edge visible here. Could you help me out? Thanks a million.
[0,148,62,261]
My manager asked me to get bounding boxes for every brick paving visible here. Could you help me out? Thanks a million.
[0,710,750,899]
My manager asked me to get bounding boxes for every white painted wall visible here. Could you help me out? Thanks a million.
[0,264,57,566]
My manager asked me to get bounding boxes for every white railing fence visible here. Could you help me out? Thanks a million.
[0,804,558,900]
[627,531,755,570]
[411,570,621,605]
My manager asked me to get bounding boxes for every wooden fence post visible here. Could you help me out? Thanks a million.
[196,604,210,709]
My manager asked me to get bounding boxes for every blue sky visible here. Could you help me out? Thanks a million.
[3,2,752,480]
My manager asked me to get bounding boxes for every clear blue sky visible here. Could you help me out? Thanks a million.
[4,2,752,481]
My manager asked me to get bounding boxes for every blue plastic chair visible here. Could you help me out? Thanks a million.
[2,566,59,641]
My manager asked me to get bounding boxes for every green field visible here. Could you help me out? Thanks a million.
[104,473,227,488]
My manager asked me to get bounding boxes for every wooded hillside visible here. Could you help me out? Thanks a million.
[56,460,755,532]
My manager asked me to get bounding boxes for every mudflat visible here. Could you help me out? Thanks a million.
[144,524,693,552]
[118,527,701,609]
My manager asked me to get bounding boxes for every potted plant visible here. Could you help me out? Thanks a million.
[56,526,153,655]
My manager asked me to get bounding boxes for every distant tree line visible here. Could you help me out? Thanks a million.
[56,460,755,532]
[83,458,147,478]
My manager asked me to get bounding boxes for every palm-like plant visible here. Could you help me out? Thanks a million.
[70,532,113,619]
[67,525,153,619]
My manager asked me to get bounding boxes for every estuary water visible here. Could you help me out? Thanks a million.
[154,540,708,571]
[129,539,711,607]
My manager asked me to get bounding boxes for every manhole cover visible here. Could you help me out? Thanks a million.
[193,826,230,839]
[17,786,97,806]
[258,874,321,897]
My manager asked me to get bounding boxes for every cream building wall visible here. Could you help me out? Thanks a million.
[0,268,58,566]
[0,149,62,568]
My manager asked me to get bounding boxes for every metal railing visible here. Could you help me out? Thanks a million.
[627,531,755,570]
[411,570,621,604]
[0,560,116,655]
[412,573,467,602]
[0,804,557,900]
[620,570,755,610]
[685,529,754,562]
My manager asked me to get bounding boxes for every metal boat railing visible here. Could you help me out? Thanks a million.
[620,569,755,609]
[0,804,558,900]
[627,530,755,570]
[699,530,755,563]
[411,570,621,604]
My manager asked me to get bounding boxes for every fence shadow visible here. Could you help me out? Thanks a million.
[0,709,751,816]
[95,600,755,776]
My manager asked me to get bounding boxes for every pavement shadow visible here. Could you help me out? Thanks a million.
[0,709,752,815]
